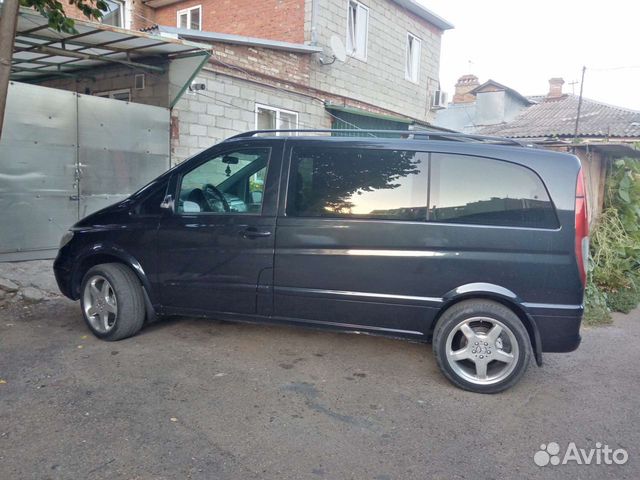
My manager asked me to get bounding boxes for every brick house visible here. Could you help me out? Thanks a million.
[434,75,640,223]
[60,0,453,164]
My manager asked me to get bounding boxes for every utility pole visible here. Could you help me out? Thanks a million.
[573,66,586,142]
[568,80,579,95]
[0,0,20,141]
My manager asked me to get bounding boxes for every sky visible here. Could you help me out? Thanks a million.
[418,0,640,110]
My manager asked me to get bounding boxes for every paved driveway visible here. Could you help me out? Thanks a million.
[1,297,639,479]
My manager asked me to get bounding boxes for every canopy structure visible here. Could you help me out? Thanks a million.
[11,8,212,106]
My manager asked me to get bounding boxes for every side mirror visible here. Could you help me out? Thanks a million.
[160,194,174,213]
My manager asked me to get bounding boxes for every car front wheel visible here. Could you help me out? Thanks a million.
[433,300,531,393]
[80,263,146,341]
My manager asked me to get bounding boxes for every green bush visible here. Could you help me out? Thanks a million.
[585,157,640,324]
[583,277,611,325]
[590,208,638,291]
[607,279,640,314]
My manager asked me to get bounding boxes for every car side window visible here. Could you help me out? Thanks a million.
[287,146,429,221]
[429,153,559,228]
[177,148,270,214]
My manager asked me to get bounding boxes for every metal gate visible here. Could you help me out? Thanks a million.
[0,82,170,261]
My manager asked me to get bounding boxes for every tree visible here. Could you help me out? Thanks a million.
[19,0,109,33]
[0,0,108,139]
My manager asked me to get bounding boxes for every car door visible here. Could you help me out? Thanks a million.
[272,140,437,336]
[157,140,283,315]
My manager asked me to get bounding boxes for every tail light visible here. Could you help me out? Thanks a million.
[575,168,589,286]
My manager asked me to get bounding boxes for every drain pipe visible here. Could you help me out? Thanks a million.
[311,0,319,45]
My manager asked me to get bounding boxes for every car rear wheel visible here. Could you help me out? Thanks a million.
[433,300,531,393]
[80,263,145,341]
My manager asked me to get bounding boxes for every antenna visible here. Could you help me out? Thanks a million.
[330,35,346,62]
[319,35,346,65]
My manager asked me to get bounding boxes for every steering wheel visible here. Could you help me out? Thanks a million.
[202,183,230,213]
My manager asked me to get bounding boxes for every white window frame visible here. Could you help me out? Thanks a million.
[95,88,131,101]
[177,5,202,31]
[255,104,299,135]
[101,0,128,29]
[405,33,421,83]
[346,0,369,61]
[134,74,145,90]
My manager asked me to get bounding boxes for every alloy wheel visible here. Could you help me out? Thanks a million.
[83,275,118,333]
[444,317,519,385]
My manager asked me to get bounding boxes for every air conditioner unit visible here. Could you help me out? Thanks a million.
[431,90,448,110]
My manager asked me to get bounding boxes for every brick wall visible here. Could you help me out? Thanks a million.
[309,0,443,123]
[154,0,305,43]
[62,0,155,30]
[210,44,312,87]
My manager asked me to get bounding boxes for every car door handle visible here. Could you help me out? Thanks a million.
[241,227,272,239]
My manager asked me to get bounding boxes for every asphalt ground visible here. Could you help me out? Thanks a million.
[1,297,639,479]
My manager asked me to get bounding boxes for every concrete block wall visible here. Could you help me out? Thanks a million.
[170,70,331,165]
[309,0,443,122]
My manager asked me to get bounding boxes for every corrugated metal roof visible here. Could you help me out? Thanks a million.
[478,94,640,139]
[11,9,211,82]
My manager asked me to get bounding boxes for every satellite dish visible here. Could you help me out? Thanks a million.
[329,35,347,62]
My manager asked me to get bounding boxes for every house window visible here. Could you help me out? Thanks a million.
[177,6,202,30]
[95,89,131,102]
[134,74,145,90]
[255,104,298,135]
[405,33,421,83]
[346,0,368,60]
[101,0,125,27]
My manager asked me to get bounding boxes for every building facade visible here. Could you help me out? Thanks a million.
[58,0,452,164]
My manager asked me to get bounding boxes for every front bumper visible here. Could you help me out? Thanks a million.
[53,254,75,299]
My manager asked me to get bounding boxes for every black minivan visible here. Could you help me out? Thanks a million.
[54,130,589,393]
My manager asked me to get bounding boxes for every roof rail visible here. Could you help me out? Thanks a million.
[226,129,528,147]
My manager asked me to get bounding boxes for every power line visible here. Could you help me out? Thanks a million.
[588,65,640,72]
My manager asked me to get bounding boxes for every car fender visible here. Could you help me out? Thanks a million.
[71,242,156,305]
[440,282,543,366]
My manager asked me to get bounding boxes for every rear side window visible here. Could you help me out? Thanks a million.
[287,147,428,221]
[430,153,558,228]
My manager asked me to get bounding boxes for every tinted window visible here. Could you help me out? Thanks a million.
[429,153,558,228]
[288,147,428,221]
[178,148,269,214]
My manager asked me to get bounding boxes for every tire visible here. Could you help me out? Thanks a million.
[433,300,531,394]
[80,263,146,341]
